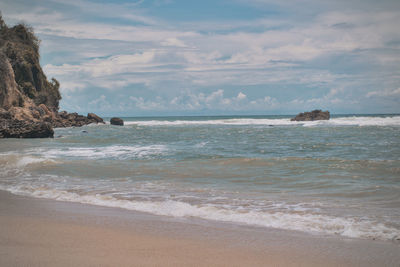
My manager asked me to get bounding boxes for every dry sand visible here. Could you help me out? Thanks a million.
[0,190,399,267]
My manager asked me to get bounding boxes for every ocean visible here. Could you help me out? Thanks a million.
[1,114,400,241]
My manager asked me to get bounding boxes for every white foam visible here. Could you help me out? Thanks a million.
[124,118,298,126]
[328,116,400,126]
[0,153,57,168]
[16,156,56,167]
[123,116,400,127]
[31,145,167,159]
[302,116,400,127]
[2,185,399,241]
[194,142,208,148]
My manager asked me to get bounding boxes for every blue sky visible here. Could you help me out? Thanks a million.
[1,0,399,116]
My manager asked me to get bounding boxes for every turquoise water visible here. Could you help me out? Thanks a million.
[1,115,400,241]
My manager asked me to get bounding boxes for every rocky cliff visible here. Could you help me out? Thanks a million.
[0,15,103,138]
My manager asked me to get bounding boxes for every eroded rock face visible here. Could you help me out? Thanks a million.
[110,117,124,126]
[52,111,104,128]
[0,118,53,138]
[0,53,24,109]
[0,16,104,138]
[291,110,330,121]
[87,113,104,124]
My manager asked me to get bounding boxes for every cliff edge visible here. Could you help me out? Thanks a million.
[0,15,104,138]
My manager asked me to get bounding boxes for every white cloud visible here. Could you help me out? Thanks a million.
[129,96,166,110]
[126,89,278,112]
[88,94,112,109]
[59,81,86,93]
[366,88,400,98]
[38,23,198,43]
[237,92,247,100]
[161,38,188,47]
[205,89,224,104]
[44,51,157,78]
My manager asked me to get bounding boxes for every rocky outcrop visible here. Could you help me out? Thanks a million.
[110,117,124,126]
[0,16,104,138]
[52,111,104,127]
[87,113,104,124]
[0,117,53,138]
[291,110,330,121]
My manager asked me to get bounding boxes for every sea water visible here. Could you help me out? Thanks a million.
[1,114,399,241]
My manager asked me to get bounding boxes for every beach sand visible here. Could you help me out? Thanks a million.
[0,190,399,267]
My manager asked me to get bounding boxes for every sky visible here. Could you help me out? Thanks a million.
[1,0,400,116]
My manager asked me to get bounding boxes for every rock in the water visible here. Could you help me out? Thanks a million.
[291,110,330,121]
[0,119,54,138]
[51,111,105,128]
[110,117,124,126]
[87,113,104,124]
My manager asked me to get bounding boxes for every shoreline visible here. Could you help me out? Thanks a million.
[1,190,399,266]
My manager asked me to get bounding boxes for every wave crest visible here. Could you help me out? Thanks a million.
[123,116,400,127]
[2,184,399,242]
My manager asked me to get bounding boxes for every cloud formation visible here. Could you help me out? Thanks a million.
[366,88,400,98]
[1,0,399,115]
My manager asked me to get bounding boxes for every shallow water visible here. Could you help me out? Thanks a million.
[1,114,399,241]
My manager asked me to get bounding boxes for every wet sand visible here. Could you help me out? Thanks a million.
[0,190,399,266]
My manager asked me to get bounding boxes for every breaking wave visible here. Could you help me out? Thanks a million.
[27,145,168,160]
[123,116,400,127]
[1,184,399,241]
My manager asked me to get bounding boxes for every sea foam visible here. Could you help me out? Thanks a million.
[1,184,399,242]
[123,116,400,127]
[29,145,168,160]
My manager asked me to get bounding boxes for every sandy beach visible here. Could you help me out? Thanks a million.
[1,190,399,267]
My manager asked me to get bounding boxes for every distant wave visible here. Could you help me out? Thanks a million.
[123,116,400,127]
